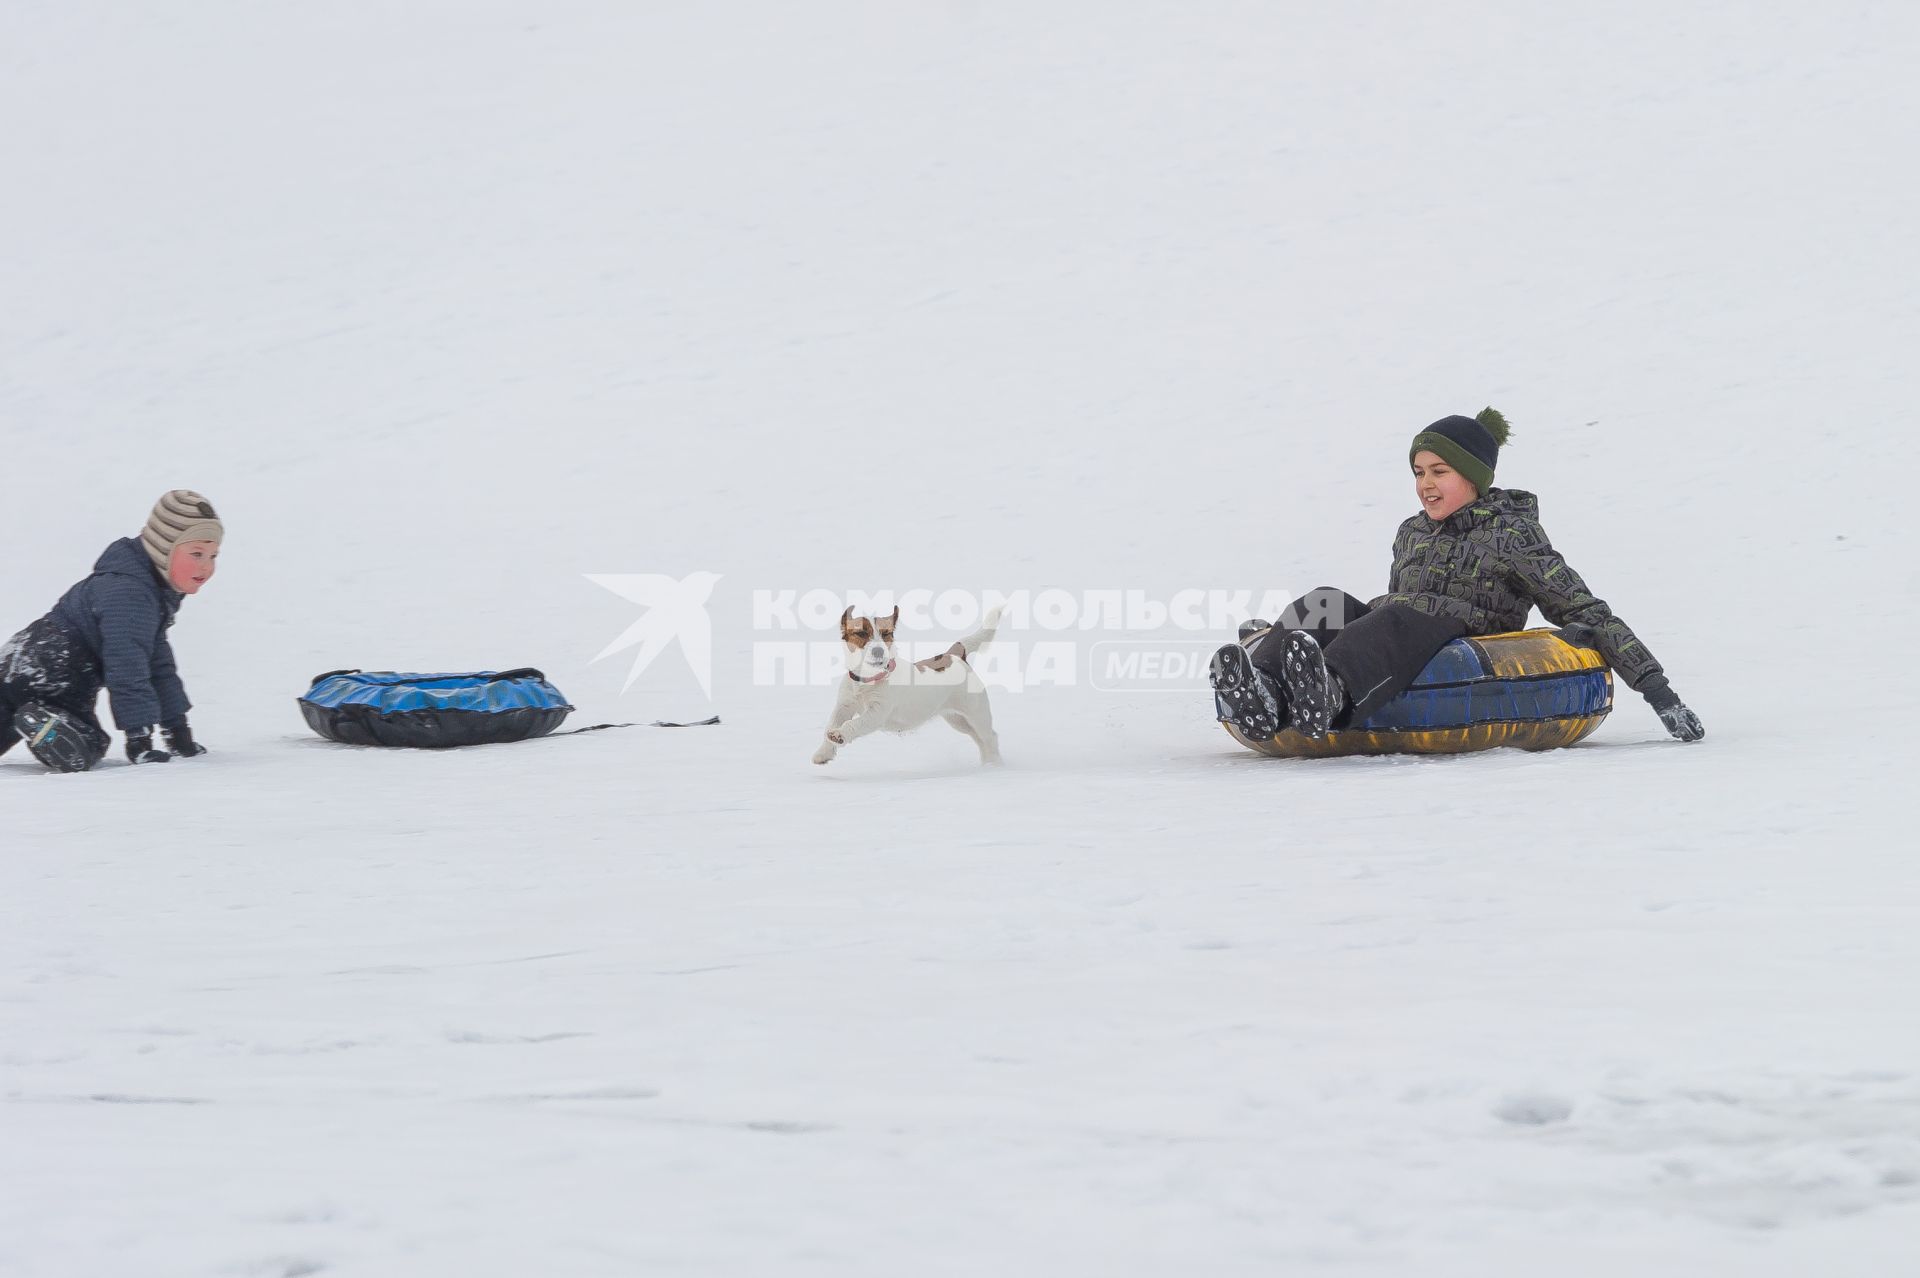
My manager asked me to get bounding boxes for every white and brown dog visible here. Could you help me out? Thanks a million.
[812,603,1005,766]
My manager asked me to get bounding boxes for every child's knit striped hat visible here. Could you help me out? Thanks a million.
[141,490,224,576]
[1410,408,1512,494]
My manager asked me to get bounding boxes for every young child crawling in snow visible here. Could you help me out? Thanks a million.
[0,490,224,772]
[1210,409,1704,743]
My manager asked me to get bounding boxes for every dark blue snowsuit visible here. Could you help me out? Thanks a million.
[0,537,191,765]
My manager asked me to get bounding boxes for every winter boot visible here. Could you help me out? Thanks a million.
[11,703,106,774]
[1277,631,1348,740]
[1237,617,1273,642]
[1209,642,1284,738]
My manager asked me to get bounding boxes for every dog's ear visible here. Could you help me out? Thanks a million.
[840,605,856,632]
[886,606,900,626]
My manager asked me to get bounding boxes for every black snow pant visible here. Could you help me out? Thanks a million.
[0,617,113,767]
[1247,588,1467,727]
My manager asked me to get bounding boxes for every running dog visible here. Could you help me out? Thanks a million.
[812,603,1004,766]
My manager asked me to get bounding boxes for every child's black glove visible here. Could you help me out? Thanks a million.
[126,729,173,764]
[1639,677,1704,743]
[161,717,208,758]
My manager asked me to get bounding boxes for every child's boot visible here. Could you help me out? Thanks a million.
[1277,631,1348,740]
[10,703,106,773]
[1209,641,1284,738]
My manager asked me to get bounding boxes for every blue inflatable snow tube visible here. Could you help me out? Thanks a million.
[299,669,575,748]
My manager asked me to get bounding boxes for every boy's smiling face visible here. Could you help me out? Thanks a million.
[167,540,220,594]
[1412,451,1478,521]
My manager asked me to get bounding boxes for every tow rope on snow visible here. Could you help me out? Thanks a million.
[551,716,722,735]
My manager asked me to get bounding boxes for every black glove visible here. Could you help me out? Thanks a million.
[126,729,173,764]
[1640,678,1704,743]
[161,717,208,758]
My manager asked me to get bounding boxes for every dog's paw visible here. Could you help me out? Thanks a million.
[811,742,838,765]
[827,730,846,745]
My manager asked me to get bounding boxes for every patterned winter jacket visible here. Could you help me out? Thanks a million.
[45,537,192,729]
[1375,489,1663,690]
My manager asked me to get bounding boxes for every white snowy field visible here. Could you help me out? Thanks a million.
[4,2,1920,1274]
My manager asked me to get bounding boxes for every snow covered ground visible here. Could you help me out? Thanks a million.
[5,2,1919,1274]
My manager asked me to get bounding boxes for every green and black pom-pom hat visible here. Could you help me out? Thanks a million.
[1409,407,1512,494]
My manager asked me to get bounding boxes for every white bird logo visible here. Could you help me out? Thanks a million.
[585,571,722,697]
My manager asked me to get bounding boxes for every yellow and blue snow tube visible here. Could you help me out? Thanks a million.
[1226,628,1611,759]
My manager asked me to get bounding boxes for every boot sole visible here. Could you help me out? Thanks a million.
[1279,632,1336,740]
[1209,644,1281,738]
[11,705,100,774]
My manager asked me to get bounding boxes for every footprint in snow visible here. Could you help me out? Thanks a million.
[496,1085,659,1102]
[445,1030,593,1045]
[1492,1092,1575,1126]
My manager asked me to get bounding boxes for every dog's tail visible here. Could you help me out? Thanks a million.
[957,604,1005,657]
